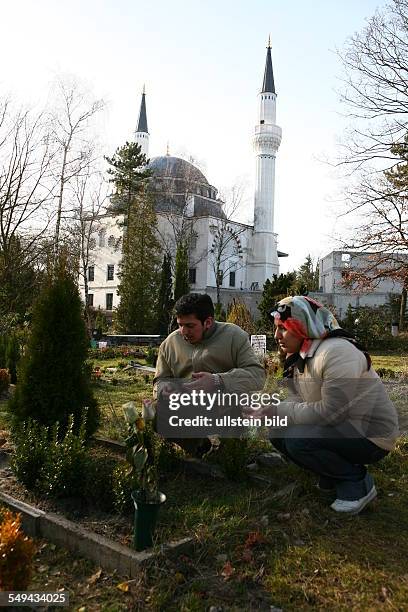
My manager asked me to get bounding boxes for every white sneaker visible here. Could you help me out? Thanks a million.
[330,486,377,515]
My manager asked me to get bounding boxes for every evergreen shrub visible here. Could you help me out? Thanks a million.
[340,305,408,351]
[41,416,89,499]
[112,464,134,514]
[210,438,251,480]
[6,334,20,384]
[9,265,99,437]
[145,346,158,366]
[11,420,50,490]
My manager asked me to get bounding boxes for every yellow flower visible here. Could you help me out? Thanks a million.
[135,418,145,431]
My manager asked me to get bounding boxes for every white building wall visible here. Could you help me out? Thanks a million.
[84,215,123,312]
[319,251,404,295]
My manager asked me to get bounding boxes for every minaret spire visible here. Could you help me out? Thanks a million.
[262,38,275,94]
[134,86,149,157]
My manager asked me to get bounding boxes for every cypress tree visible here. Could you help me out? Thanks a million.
[9,263,99,437]
[0,335,6,369]
[156,254,173,335]
[6,335,20,384]
[174,243,190,302]
[115,189,162,333]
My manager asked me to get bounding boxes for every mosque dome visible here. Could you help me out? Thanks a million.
[148,155,225,218]
[148,156,208,185]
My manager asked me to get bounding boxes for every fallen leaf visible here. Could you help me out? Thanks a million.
[241,549,253,563]
[174,572,185,584]
[87,568,102,585]
[244,531,266,548]
[116,581,129,592]
[380,586,390,602]
[221,561,235,581]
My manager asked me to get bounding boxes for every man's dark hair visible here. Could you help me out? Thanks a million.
[174,293,215,323]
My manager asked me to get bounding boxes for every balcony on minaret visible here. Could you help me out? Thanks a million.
[253,123,282,155]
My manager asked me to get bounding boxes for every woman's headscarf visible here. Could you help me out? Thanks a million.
[270,295,340,346]
[269,295,370,375]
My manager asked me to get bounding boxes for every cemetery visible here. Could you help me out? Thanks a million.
[1,323,408,608]
[1,0,408,609]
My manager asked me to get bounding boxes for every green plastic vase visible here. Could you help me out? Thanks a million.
[131,490,166,550]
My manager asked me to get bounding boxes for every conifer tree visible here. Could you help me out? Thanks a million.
[105,141,151,226]
[0,335,6,369]
[6,335,20,385]
[115,189,161,333]
[8,262,99,437]
[156,254,173,335]
[174,243,190,302]
[257,273,297,330]
[294,255,319,294]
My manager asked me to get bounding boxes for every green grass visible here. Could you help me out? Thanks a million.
[7,441,408,610]
[4,350,408,609]
[90,355,153,440]
[371,352,408,372]
[140,439,408,610]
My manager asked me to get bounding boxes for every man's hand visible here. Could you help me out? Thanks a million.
[182,372,217,393]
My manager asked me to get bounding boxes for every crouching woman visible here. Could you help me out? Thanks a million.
[264,296,399,515]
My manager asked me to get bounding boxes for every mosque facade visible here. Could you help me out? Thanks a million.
[84,42,286,318]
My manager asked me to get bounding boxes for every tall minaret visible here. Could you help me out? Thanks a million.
[134,86,149,157]
[249,39,282,288]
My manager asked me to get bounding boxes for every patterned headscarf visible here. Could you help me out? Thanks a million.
[269,295,370,375]
[270,296,340,341]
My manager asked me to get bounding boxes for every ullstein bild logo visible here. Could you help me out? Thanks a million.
[166,413,288,428]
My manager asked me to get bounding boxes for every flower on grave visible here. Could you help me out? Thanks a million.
[142,399,155,421]
[135,418,145,432]
[122,401,138,424]
[122,401,162,502]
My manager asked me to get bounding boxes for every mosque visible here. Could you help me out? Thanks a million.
[85,41,287,317]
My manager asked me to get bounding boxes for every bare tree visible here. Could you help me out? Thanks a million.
[69,170,109,332]
[0,100,54,317]
[338,160,408,328]
[337,0,408,171]
[334,0,408,327]
[152,154,208,271]
[48,76,104,262]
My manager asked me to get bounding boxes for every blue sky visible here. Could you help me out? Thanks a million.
[1,0,388,270]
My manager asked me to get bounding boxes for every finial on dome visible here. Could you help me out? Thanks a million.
[166,141,170,156]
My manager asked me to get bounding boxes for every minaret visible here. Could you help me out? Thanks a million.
[134,86,149,157]
[249,39,282,288]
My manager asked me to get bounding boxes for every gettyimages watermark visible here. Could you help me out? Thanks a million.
[157,388,287,437]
